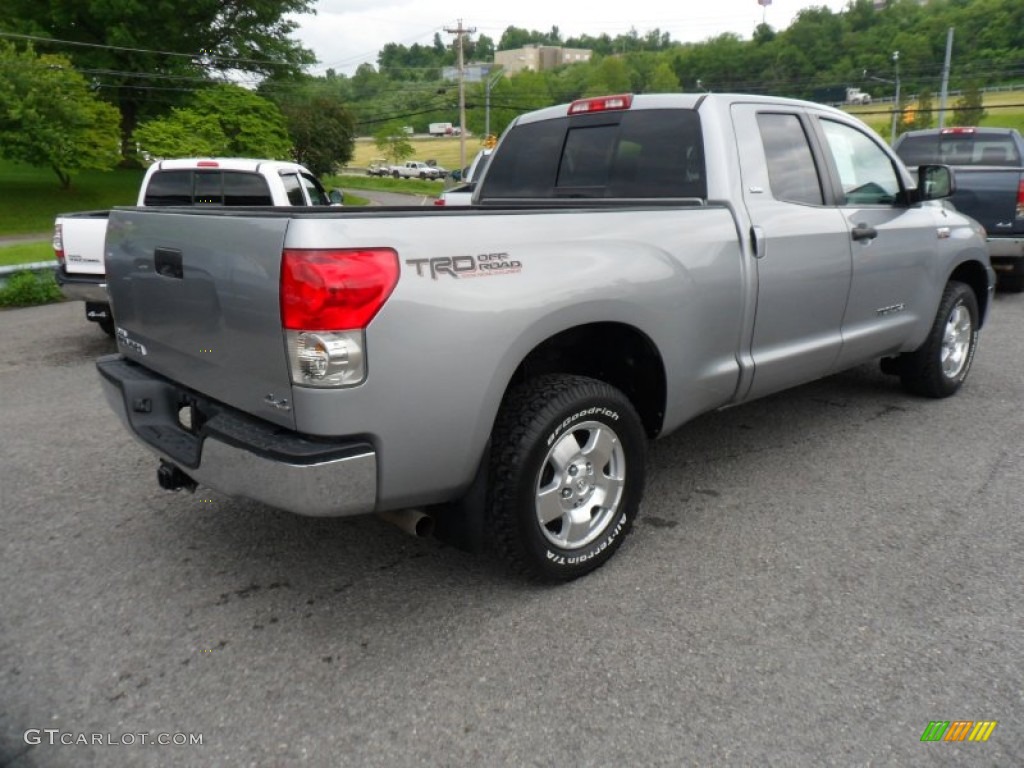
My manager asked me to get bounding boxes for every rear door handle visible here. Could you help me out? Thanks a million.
[851,223,878,242]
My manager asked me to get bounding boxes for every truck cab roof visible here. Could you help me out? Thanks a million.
[147,158,313,174]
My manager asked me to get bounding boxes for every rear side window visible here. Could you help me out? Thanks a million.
[143,171,192,206]
[896,133,1022,167]
[143,170,273,206]
[757,113,824,205]
[482,109,706,199]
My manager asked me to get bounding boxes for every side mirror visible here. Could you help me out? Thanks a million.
[329,188,344,206]
[916,164,955,201]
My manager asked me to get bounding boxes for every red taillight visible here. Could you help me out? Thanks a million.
[940,127,976,135]
[433,198,446,206]
[568,94,633,115]
[196,160,219,167]
[1017,178,1024,219]
[53,222,65,266]
[281,249,398,330]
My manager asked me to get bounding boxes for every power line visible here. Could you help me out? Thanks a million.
[0,30,289,68]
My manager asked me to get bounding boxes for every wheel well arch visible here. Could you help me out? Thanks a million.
[949,260,991,325]
[506,322,666,437]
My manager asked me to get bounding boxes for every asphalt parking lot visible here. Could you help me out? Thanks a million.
[2,296,1022,767]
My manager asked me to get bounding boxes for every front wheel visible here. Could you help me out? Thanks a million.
[899,280,979,398]
[487,374,646,582]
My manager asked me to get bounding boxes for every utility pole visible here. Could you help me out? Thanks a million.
[938,27,954,129]
[445,19,476,169]
[890,50,901,145]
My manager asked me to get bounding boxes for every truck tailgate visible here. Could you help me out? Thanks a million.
[105,209,296,429]
[951,168,1024,235]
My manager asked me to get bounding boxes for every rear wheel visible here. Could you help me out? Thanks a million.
[899,280,979,398]
[487,374,646,581]
[392,170,400,179]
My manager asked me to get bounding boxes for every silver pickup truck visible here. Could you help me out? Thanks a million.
[97,93,993,581]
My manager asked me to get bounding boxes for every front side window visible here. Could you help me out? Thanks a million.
[756,113,823,205]
[820,120,901,205]
[280,173,306,205]
[300,174,329,205]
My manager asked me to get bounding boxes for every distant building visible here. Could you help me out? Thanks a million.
[493,45,592,75]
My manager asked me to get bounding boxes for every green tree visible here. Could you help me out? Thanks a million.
[133,84,291,159]
[585,57,631,96]
[647,62,681,93]
[373,124,413,165]
[953,81,986,126]
[475,35,496,62]
[276,88,356,176]
[0,0,316,156]
[0,42,120,187]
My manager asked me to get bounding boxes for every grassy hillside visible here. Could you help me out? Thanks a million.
[846,88,1024,138]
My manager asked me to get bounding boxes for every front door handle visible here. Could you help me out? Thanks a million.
[851,223,878,242]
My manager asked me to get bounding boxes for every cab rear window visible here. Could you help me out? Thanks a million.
[481,109,706,200]
[143,170,274,206]
[895,133,1022,167]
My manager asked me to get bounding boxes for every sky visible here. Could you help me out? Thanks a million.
[290,0,853,77]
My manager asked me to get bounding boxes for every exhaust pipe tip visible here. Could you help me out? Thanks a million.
[157,460,198,493]
[378,508,434,538]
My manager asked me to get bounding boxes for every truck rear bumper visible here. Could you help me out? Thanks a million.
[987,236,1024,264]
[54,266,108,303]
[96,355,378,517]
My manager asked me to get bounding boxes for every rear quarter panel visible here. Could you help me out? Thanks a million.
[282,206,746,509]
[58,212,110,276]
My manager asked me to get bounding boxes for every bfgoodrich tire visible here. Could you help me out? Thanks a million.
[899,280,979,398]
[488,374,646,582]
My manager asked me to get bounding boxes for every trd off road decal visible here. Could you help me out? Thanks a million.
[405,253,522,280]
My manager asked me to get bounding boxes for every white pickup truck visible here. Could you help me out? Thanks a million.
[390,161,446,180]
[434,149,493,206]
[54,157,340,335]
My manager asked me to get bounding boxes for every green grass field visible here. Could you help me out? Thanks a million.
[0,242,52,266]
[0,161,145,237]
